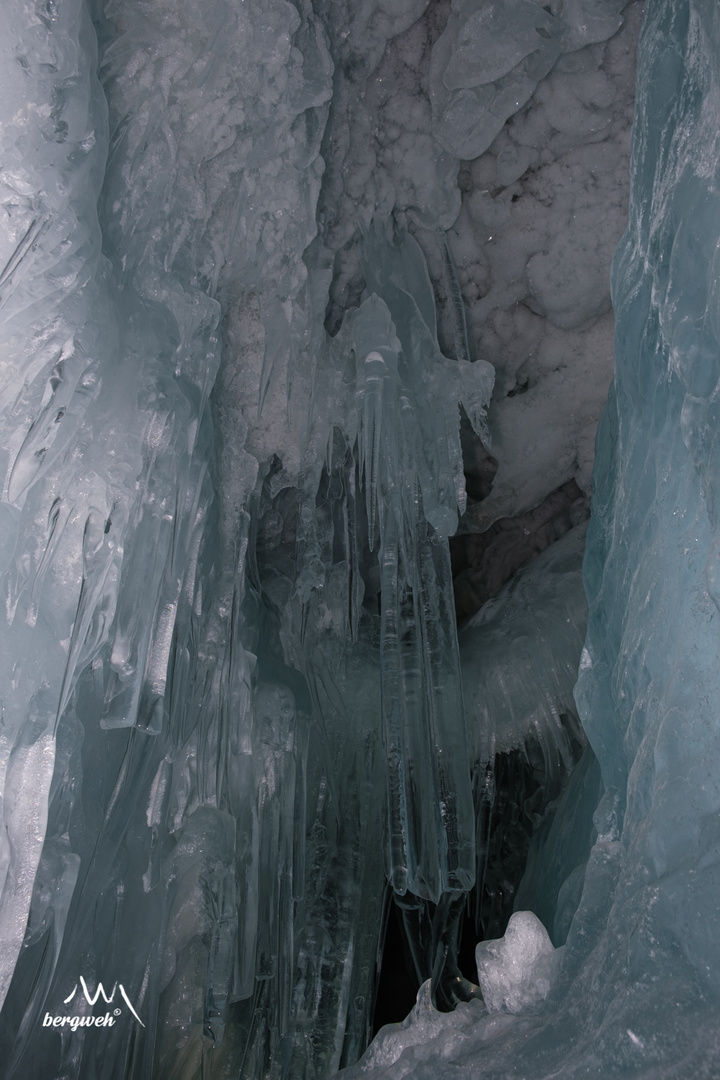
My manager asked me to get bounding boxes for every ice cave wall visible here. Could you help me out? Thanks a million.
[1,0,720,1078]
[347,1,720,1076]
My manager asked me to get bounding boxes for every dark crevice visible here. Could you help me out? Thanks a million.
[507,374,528,394]
[450,477,588,623]
[253,433,589,1042]
[372,898,421,1035]
[372,730,583,1031]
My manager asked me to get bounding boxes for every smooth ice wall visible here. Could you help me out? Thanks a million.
[575,0,720,1049]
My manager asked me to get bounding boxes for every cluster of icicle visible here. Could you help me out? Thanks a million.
[0,1,591,1077]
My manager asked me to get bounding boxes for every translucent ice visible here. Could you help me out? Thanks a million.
[0,0,333,1073]
[4,0,720,1077]
[294,217,493,902]
[0,0,123,1008]
[338,0,720,1076]
[0,0,496,1062]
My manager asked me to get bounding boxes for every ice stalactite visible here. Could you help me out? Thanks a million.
[294,218,493,901]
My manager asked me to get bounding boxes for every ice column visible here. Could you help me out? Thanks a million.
[297,219,493,902]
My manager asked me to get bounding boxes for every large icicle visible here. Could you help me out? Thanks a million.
[297,218,493,902]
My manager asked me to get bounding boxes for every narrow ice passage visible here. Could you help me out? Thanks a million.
[0,1,719,1078]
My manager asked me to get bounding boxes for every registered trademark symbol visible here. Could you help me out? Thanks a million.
[55,978,144,1027]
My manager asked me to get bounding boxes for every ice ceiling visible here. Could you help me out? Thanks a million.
[1,0,719,1077]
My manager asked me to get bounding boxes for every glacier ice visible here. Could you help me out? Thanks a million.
[342,0,720,1077]
[1,0,720,1077]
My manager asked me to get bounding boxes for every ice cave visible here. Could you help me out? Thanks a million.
[0,0,719,1076]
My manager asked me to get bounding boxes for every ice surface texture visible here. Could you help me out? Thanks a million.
[342,0,720,1076]
[0,0,333,1074]
[430,0,625,160]
[451,2,641,530]
[320,0,640,534]
[5,0,720,1077]
[0,0,120,1010]
[460,522,588,766]
[0,0,493,1074]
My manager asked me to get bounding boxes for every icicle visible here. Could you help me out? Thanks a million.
[360,350,386,546]
[379,516,410,894]
[439,229,472,366]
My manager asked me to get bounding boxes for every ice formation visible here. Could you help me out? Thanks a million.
[475,910,561,1014]
[0,0,719,1077]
